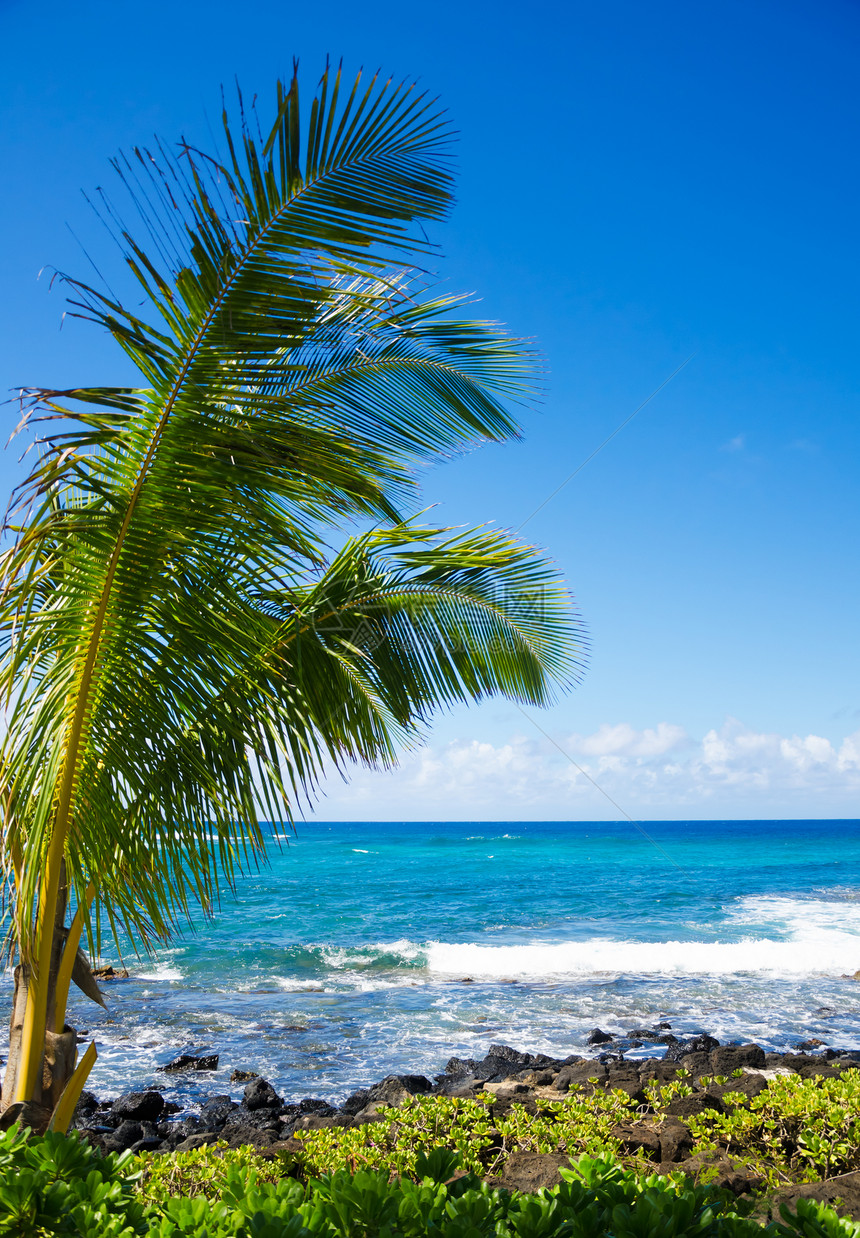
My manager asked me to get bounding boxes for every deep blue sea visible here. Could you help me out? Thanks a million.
[25,819,860,1107]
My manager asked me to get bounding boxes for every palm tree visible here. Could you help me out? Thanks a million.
[0,64,585,1133]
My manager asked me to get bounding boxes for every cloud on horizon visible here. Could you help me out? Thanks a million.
[305,719,860,821]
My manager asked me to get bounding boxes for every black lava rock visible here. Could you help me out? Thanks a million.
[111,1091,165,1123]
[298,1098,339,1115]
[444,1056,477,1077]
[631,1029,678,1045]
[665,1034,720,1062]
[366,1075,433,1103]
[587,1029,614,1045]
[709,1044,766,1073]
[104,1120,144,1152]
[487,1045,534,1067]
[244,1077,282,1111]
[225,1105,280,1130]
[199,1096,238,1127]
[341,1089,371,1116]
[159,1053,219,1073]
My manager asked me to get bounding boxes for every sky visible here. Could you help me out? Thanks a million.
[2,0,859,820]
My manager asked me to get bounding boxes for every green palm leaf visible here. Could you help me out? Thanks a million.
[0,63,585,1119]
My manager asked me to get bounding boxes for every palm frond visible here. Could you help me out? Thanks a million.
[0,66,579,972]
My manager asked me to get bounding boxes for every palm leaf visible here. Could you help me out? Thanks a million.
[0,66,579,981]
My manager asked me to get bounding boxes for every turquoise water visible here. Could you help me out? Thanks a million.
[33,820,860,1105]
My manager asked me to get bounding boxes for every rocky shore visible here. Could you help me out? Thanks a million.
[72,1027,860,1184]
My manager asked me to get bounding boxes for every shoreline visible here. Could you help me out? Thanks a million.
[72,1024,860,1162]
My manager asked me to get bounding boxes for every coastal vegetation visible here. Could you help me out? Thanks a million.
[0,64,584,1130]
[6,1075,860,1238]
[0,1040,854,1235]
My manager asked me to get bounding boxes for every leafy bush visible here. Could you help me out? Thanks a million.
[685,1070,860,1185]
[138,1141,287,1206]
[142,1153,860,1238]
[7,1074,860,1238]
[289,1068,860,1192]
[0,1123,146,1236]
[293,1089,641,1179]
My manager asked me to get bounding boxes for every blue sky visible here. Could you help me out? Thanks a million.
[2,0,859,819]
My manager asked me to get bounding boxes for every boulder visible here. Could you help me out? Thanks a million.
[158,1053,219,1073]
[586,1028,613,1045]
[709,1044,766,1073]
[225,1105,280,1131]
[665,1034,719,1062]
[292,1113,341,1133]
[129,1137,163,1154]
[773,1170,860,1219]
[676,1052,713,1077]
[443,1056,478,1078]
[664,1092,723,1118]
[554,1061,607,1092]
[294,1098,338,1117]
[111,1090,165,1123]
[222,1123,278,1150]
[718,1073,769,1101]
[70,1091,100,1129]
[606,1070,647,1104]
[612,1121,661,1158]
[795,1059,844,1080]
[488,1044,534,1067]
[341,1088,371,1115]
[521,1069,556,1087]
[490,1151,570,1193]
[658,1119,694,1162]
[174,1132,217,1152]
[366,1074,433,1105]
[638,1059,680,1083]
[674,1151,764,1196]
[244,1077,282,1110]
[103,1120,143,1152]
[199,1096,238,1127]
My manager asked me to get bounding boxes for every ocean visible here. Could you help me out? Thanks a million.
[13,819,860,1108]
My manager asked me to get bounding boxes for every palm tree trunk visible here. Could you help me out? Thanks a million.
[1,867,79,1132]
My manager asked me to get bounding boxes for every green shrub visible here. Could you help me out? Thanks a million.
[7,1078,860,1238]
[0,1123,146,1237]
[293,1089,642,1180]
[141,1153,860,1238]
[138,1141,288,1206]
[685,1070,860,1185]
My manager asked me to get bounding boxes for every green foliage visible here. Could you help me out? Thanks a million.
[5,1125,860,1238]
[685,1070,860,1185]
[292,1090,641,1179]
[140,1153,860,1238]
[137,1141,287,1205]
[1,61,584,979]
[0,1123,146,1237]
[280,1069,860,1196]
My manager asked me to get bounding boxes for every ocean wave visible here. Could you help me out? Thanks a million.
[726,894,860,937]
[135,965,184,981]
[423,931,860,978]
[229,932,860,984]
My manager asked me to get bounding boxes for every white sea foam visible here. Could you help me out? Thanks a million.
[422,935,860,977]
[135,964,183,981]
[317,939,425,968]
[417,895,860,979]
[727,894,860,936]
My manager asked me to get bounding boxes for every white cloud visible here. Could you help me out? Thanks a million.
[569,721,688,758]
[305,719,860,821]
